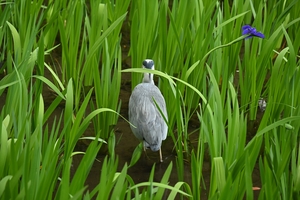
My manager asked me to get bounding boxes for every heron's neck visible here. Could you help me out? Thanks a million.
[143,72,154,84]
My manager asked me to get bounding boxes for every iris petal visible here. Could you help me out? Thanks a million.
[242,29,250,35]
[242,25,265,39]
[253,31,265,38]
[242,25,251,31]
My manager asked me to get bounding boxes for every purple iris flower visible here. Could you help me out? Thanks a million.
[242,25,265,39]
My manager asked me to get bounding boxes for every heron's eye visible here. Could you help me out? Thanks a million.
[143,60,148,67]
[150,60,154,66]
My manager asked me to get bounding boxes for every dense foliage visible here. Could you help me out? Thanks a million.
[0,0,299,199]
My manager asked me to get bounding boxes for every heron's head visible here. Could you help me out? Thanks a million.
[142,59,155,84]
[142,59,155,70]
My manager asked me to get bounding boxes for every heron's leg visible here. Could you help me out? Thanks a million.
[143,143,150,160]
[159,149,163,162]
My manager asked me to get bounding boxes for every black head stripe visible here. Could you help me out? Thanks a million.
[143,59,154,69]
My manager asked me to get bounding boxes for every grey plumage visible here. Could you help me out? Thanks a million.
[128,59,168,162]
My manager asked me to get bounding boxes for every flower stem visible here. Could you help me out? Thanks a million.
[200,35,248,66]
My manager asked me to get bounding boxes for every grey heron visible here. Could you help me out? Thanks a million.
[128,59,168,162]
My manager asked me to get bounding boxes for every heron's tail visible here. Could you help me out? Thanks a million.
[143,140,160,152]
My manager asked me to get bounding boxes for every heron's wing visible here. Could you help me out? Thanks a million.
[148,87,168,140]
[129,87,157,140]
[128,88,144,141]
[129,84,168,151]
